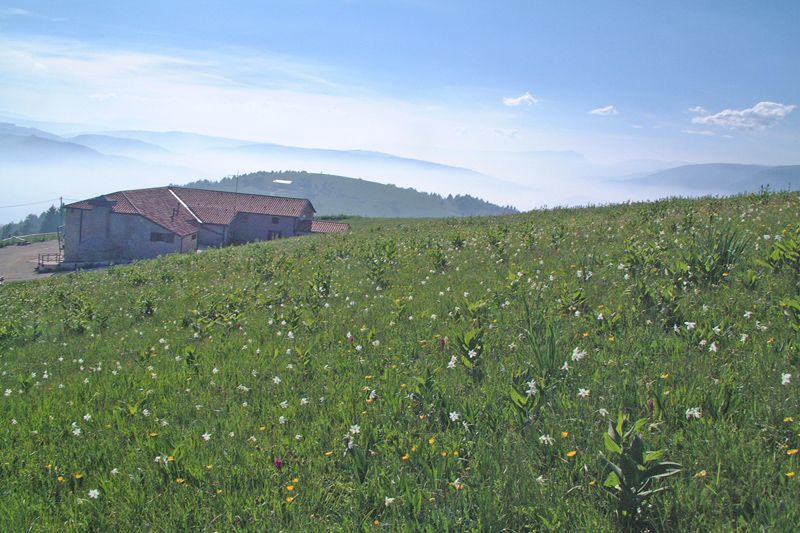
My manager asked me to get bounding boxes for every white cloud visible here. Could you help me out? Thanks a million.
[681,129,716,136]
[691,101,795,130]
[0,6,30,16]
[503,92,538,107]
[688,106,707,114]
[589,105,618,116]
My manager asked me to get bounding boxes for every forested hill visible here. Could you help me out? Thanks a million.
[182,171,519,217]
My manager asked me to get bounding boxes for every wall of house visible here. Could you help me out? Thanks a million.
[295,205,315,235]
[63,208,193,262]
[228,212,298,243]
[197,223,227,247]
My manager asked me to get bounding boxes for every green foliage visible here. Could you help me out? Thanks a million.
[0,192,798,530]
[601,415,682,528]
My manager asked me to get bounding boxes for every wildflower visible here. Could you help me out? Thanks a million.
[287,484,295,492]
[212,367,219,374]
[286,496,295,503]
[695,470,708,479]
[578,388,590,398]
[202,432,211,441]
[787,472,796,478]
[349,424,361,435]
[176,478,186,485]
[571,347,587,362]
[272,376,282,385]
[468,349,478,359]
[598,408,609,417]
[566,450,577,458]
[447,355,457,369]
[280,400,289,409]
[708,342,718,353]
[449,411,460,422]
[402,453,411,461]
[274,457,284,469]
[788,449,798,456]
[88,489,100,499]
[561,431,569,438]
[684,321,696,330]
[526,379,538,396]
[685,407,702,420]
[110,468,119,475]
[384,496,396,506]
[539,434,554,445]
[142,409,150,417]
[279,416,286,424]
[561,361,570,372]
[428,436,436,445]
[782,373,792,386]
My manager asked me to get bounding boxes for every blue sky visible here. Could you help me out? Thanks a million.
[1,1,798,167]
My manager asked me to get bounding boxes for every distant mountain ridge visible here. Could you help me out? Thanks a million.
[182,171,519,218]
[619,163,800,194]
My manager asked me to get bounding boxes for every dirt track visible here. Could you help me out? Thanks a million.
[0,240,59,282]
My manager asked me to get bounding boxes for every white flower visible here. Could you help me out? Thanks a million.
[708,342,718,353]
[571,347,587,362]
[561,361,570,372]
[598,408,609,417]
[88,489,100,499]
[272,376,282,385]
[72,426,82,436]
[142,409,150,417]
[202,432,212,441]
[539,434,554,445]
[578,388,590,398]
[349,424,361,435]
[447,355,457,369]
[685,407,702,420]
[468,349,478,359]
[83,413,91,422]
[384,496,396,506]
[782,373,792,386]
[372,340,380,347]
[286,331,294,340]
[740,334,749,343]
[280,400,289,409]
[526,379,538,397]
[300,397,309,405]
[110,468,119,475]
[684,321,696,330]
[743,311,753,319]
[449,411,460,422]
[212,367,219,374]
[279,416,287,424]
[3,389,10,397]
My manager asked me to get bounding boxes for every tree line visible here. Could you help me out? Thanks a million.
[0,205,64,239]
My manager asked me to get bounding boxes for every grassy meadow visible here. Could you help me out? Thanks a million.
[1,192,799,531]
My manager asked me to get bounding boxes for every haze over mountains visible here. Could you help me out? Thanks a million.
[1,119,798,223]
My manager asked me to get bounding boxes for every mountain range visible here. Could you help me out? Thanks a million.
[1,119,798,223]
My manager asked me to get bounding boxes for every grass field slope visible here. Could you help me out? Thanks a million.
[1,192,799,530]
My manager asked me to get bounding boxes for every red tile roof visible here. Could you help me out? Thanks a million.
[311,220,350,234]
[66,187,315,236]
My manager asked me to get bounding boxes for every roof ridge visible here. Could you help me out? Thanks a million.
[119,190,144,217]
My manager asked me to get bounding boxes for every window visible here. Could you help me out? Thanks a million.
[272,217,280,224]
[191,234,197,240]
[150,231,175,243]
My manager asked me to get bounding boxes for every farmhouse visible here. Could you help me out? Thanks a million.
[63,187,349,263]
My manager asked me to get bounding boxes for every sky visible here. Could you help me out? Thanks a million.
[0,1,799,191]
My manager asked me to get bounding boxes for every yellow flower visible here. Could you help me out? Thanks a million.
[411,445,418,453]
[788,449,799,456]
[695,470,708,478]
[206,464,213,470]
[566,450,577,458]
[660,373,670,379]
[787,471,796,478]
[57,475,65,483]
[292,477,300,483]
[366,398,374,404]
[428,437,436,445]
[168,455,175,462]
[784,417,794,423]
[402,453,411,462]
[287,485,295,492]
[400,383,407,389]
[561,431,569,439]
[260,426,267,432]
[453,450,460,457]
[74,472,83,479]
[286,496,295,503]
[149,431,158,438]
[324,451,334,457]
[440,451,448,457]
[176,478,186,485]
[373,519,381,526]
[365,375,373,380]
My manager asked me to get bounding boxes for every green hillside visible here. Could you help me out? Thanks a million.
[1,192,799,530]
[183,171,519,217]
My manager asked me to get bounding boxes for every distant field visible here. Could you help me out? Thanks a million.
[0,192,798,530]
